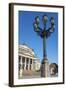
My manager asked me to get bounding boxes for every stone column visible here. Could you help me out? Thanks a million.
[41,59,49,77]
[24,57,26,70]
[19,56,23,78]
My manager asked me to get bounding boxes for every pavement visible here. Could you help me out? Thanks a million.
[19,70,41,79]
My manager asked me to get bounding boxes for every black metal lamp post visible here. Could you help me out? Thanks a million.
[33,15,55,77]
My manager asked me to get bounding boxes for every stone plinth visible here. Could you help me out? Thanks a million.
[19,69,23,78]
[41,59,49,77]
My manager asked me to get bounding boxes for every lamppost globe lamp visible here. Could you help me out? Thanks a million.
[33,22,40,32]
[42,15,48,24]
[50,17,54,25]
[49,28,54,33]
[33,22,38,29]
[35,16,40,25]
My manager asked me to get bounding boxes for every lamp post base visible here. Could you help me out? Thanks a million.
[41,59,49,77]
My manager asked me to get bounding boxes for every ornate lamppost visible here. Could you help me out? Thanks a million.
[33,15,55,77]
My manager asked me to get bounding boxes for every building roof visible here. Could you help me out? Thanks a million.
[19,44,34,53]
[18,44,40,61]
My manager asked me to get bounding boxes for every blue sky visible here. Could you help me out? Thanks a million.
[19,11,58,64]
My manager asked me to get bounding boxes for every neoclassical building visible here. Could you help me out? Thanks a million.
[18,44,41,78]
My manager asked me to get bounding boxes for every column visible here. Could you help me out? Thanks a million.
[24,57,26,70]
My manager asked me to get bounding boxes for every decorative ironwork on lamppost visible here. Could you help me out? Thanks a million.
[33,15,55,77]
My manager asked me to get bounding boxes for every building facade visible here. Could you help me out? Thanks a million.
[18,44,41,78]
[18,44,58,78]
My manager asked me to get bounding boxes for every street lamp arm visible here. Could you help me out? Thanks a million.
[36,30,43,37]
[46,27,55,38]
[46,30,51,38]
[47,27,55,33]
[46,29,53,38]
[35,27,44,38]
[38,26,43,31]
